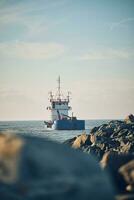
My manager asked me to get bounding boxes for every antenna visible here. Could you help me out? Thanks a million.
[58,76,61,100]
[67,91,71,102]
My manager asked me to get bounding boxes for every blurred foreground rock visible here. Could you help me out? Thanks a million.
[0,132,114,200]
[100,152,134,194]
[119,160,134,192]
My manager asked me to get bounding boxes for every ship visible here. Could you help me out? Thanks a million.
[44,76,85,130]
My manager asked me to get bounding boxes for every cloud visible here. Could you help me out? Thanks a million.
[79,49,134,61]
[0,0,66,21]
[0,42,64,59]
[0,2,48,37]
[0,0,67,37]
[110,17,134,30]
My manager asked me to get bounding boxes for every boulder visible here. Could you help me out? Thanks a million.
[65,115,134,160]
[0,132,114,200]
[72,133,88,148]
[119,160,134,192]
[90,133,97,144]
[100,152,134,193]
[64,136,77,146]
[125,114,134,124]
[116,194,134,200]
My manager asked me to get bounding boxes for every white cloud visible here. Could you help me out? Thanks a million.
[79,49,134,61]
[110,17,134,30]
[0,42,64,59]
[0,0,67,37]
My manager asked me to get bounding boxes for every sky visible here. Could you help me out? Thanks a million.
[0,0,134,120]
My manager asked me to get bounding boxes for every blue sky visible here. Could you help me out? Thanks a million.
[0,0,134,120]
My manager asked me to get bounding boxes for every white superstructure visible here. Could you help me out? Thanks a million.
[47,76,71,121]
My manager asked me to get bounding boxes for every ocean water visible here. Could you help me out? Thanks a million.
[0,120,110,142]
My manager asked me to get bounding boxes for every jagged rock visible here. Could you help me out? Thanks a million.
[72,133,88,148]
[84,135,92,146]
[125,114,134,124]
[90,126,99,134]
[90,133,97,144]
[64,133,92,149]
[84,145,104,160]
[0,132,114,200]
[65,115,134,159]
[120,142,133,154]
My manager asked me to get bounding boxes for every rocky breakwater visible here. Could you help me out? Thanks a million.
[65,114,134,199]
[65,114,134,159]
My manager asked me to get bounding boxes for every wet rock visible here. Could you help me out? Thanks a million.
[0,132,114,200]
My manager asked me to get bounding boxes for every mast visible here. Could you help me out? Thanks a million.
[58,76,61,100]
[47,76,72,121]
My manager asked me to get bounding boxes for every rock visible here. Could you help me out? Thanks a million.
[90,126,99,134]
[0,132,114,200]
[100,152,134,193]
[64,115,134,199]
[64,136,77,146]
[119,160,134,192]
[84,145,104,160]
[84,135,92,146]
[120,142,133,154]
[65,114,134,160]
[72,133,88,148]
[100,151,111,169]
[116,194,134,200]
[0,133,24,184]
[90,133,97,144]
[64,133,92,149]
[125,114,134,124]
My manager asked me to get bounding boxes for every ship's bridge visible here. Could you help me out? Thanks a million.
[47,77,71,121]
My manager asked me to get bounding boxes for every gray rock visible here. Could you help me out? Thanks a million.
[0,134,114,200]
[65,114,134,159]
[125,114,134,124]
[119,160,134,192]
[100,152,134,193]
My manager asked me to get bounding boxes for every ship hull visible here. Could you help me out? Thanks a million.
[49,119,85,130]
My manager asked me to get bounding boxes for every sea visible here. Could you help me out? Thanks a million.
[0,120,111,143]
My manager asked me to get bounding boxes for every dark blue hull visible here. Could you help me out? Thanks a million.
[54,119,85,130]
